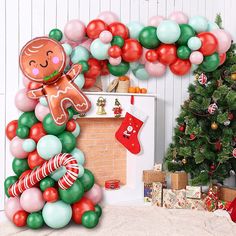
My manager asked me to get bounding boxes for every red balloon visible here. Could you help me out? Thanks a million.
[170,58,191,76]
[72,197,95,224]
[157,44,177,65]
[66,120,76,132]
[28,150,46,169]
[43,187,58,202]
[84,58,102,79]
[121,39,143,62]
[13,210,28,227]
[83,77,96,89]
[86,19,107,39]
[108,22,129,39]
[198,32,218,56]
[145,50,158,62]
[6,120,18,140]
[100,60,110,76]
[108,45,122,58]
[29,123,46,142]
[219,53,226,65]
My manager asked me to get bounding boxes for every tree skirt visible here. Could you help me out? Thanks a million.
[1,206,236,236]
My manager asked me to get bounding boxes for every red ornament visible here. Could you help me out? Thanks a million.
[233,148,236,158]
[228,112,234,121]
[72,197,95,224]
[198,73,208,85]
[190,133,196,140]
[210,164,216,170]
[29,123,46,142]
[145,50,158,62]
[215,140,222,152]
[108,45,122,58]
[13,210,28,227]
[100,60,110,76]
[170,58,191,76]
[84,58,101,79]
[28,150,46,169]
[208,103,218,114]
[157,44,177,65]
[66,120,77,132]
[6,120,18,140]
[121,39,142,62]
[198,32,218,56]
[179,125,185,132]
[108,22,129,39]
[86,19,107,39]
[43,187,59,202]
[219,53,226,65]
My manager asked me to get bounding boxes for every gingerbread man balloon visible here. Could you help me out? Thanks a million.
[20,37,91,125]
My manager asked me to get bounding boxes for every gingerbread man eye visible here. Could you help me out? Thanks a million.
[46,50,53,56]
[29,60,36,66]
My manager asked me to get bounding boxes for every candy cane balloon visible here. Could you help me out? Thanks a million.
[8,153,79,197]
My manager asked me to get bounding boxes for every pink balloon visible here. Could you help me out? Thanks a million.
[148,15,165,27]
[20,187,45,213]
[64,19,86,42]
[99,30,113,44]
[15,88,38,112]
[35,103,50,122]
[189,51,204,65]
[211,29,232,54]
[139,48,149,64]
[145,61,166,77]
[61,39,80,48]
[84,184,103,205]
[109,56,122,66]
[5,197,23,221]
[23,77,31,88]
[10,136,28,158]
[80,38,93,51]
[97,11,119,25]
[169,11,189,24]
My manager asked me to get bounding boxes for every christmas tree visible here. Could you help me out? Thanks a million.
[164,15,236,185]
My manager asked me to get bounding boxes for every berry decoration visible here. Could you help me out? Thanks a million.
[208,103,218,114]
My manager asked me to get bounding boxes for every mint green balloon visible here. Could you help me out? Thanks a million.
[127,22,144,39]
[189,16,208,33]
[39,97,48,106]
[62,43,73,56]
[72,123,80,137]
[42,201,72,229]
[187,37,202,50]
[22,139,36,152]
[90,39,111,60]
[130,62,139,70]
[51,167,66,181]
[78,164,85,178]
[74,74,85,89]
[70,148,85,165]
[133,65,149,80]
[71,46,90,64]
[207,21,219,31]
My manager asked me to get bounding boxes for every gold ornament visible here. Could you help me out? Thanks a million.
[96,97,107,115]
[211,122,218,130]
[231,73,236,81]
[182,158,187,164]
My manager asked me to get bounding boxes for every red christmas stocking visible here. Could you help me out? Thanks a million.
[115,102,147,154]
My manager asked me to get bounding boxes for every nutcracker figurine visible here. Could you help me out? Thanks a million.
[96,97,107,115]
[112,99,123,118]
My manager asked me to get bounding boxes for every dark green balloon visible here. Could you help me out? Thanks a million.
[4,176,18,197]
[177,46,191,59]
[139,26,160,49]
[111,36,124,47]
[79,60,89,72]
[18,112,38,128]
[49,28,63,41]
[40,177,55,192]
[94,204,102,218]
[27,212,44,229]
[43,114,66,135]
[16,126,29,139]
[199,52,220,72]
[59,179,84,204]
[177,24,195,45]
[79,169,95,192]
[108,61,130,76]
[58,131,76,153]
[67,107,78,118]
[12,158,29,177]
[82,211,99,229]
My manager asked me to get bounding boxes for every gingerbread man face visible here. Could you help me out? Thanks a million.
[19,37,66,83]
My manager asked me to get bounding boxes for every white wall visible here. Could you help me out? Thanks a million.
[1,0,236,210]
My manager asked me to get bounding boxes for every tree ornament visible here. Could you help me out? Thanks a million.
[208,103,218,114]
[233,148,236,158]
[198,73,208,85]
[179,124,185,132]
[190,133,196,140]
[112,99,123,118]
[215,141,222,152]
[182,158,187,164]
[228,112,234,121]
[231,72,236,81]
[210,164,216,170]
[224,120,230,126]
[211,122,218,130]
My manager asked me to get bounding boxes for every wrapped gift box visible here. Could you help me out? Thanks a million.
[218,200,231,211]
[163,189,186,209]
[171,172,188,190]
[144,183,152,202]
[186,198,205,210]
[186,186,202,199]
[219,186,236,202]
[204,185,219,212]
[152,182,163,207]
[143,170,166,183]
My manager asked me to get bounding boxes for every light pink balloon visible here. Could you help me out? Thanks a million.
[64,19,86,42]
[189,51,204,65]
[10,136,28,158]
[97,11,119,25]
[20,187,45,213]
[145,61,166,77]
[80,38,93,51]
[148,15,165,27]
[23,77,31,88]
[5,197,23,221]
[99,30,113,44]
[109,56,122,66]
[15,88,38,112]
[62,39,80,48]
[169,11,189,24]
[35,103,50,122]
[84,184,103,205]
[211,29,232,54]
[139,48,149,64]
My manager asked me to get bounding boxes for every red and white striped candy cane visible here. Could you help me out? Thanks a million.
[8,153,79,197]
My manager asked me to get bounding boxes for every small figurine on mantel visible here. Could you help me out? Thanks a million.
[96,97,107,115]
[112,99,123,118]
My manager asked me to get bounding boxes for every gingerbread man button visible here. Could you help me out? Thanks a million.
[19,37,91,125]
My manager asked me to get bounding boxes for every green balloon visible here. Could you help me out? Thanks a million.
[108,61,130,76]
[59,179,84,204]
[18,112,38,128]
[82,211,99,229]
[199,52,220,72]
[27,212,44,229]
[40,177,55,192]
[4,176,18,197]
[49,28,63,41]
[12,158,29,177]
[111,36,124,47]
[43,114,66,135]
[58,131,76,153]
[94,204,102,218]
[67,107,75,119]
[79,169,95,192]
[79,60,89,72]
[177,24,196,45]
[16,126,29,139]
[139,26,160,49]
[177,46,191,59]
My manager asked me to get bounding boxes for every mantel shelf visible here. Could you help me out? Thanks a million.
[84,91,157,98]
